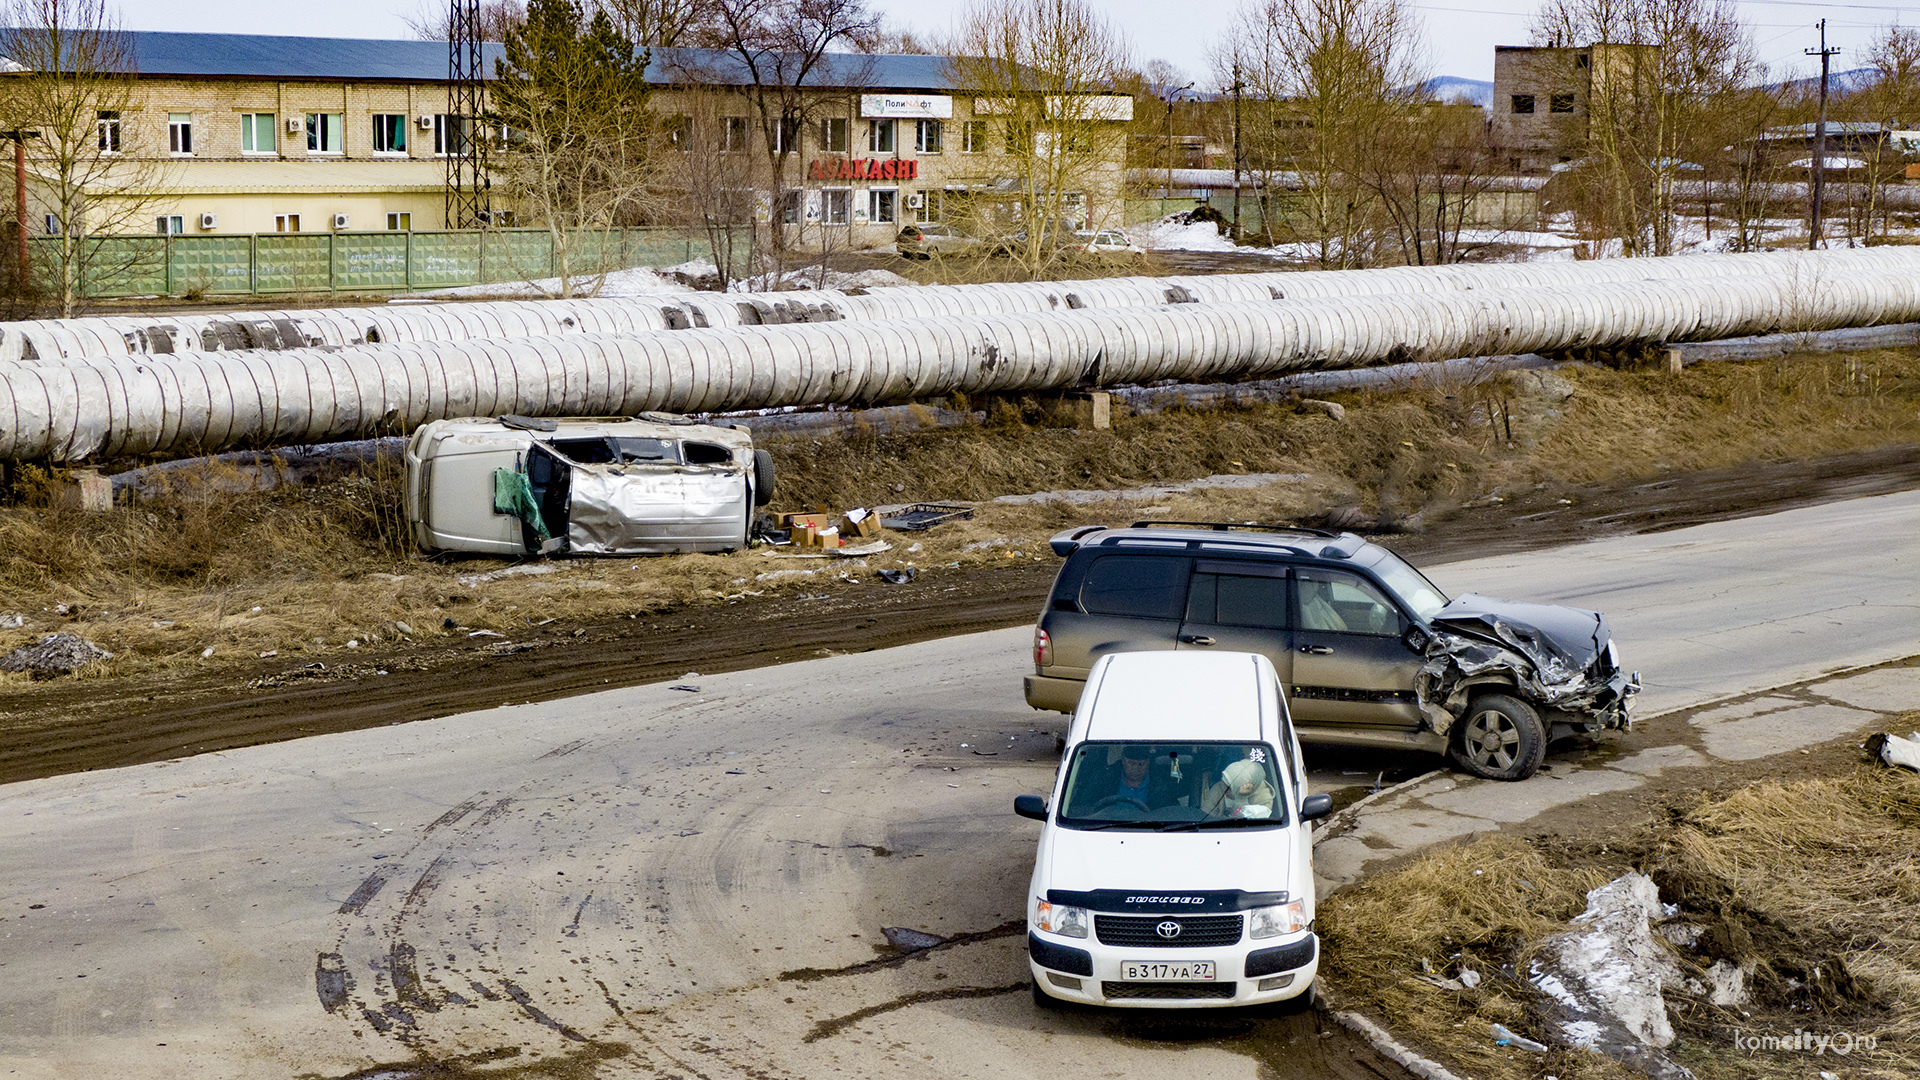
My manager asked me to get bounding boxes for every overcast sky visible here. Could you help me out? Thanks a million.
[124,0,1915,85]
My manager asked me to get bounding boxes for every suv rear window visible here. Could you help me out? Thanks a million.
[1079,555,1188,619]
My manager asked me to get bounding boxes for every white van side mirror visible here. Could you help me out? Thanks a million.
[1300,793,1334,822]
[1014,794,1048,820]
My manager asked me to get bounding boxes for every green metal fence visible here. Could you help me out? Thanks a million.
[27,227,738,299]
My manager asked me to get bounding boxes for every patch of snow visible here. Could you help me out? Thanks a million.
[1129,215,1238,253]
[729,265,916,293]
[1560,1020,1606,1048]
[404,265,691,300]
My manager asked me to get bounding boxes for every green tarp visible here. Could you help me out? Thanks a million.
[492,468,549,540]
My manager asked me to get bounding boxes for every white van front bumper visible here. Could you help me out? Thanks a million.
[1028,929,1318,1008]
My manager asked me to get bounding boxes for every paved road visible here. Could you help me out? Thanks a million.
[3,488,1918,1079]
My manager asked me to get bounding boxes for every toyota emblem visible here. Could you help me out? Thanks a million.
[1155,920,1182,939]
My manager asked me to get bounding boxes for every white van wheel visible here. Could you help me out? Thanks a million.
[1031,979,1062,1010]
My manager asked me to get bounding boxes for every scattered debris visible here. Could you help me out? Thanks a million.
[456,563,562,588]
[467,630,504,639]
[0,633,115,678]
[1299,398,1347,422]
[1866,730,1920,771]
[670,684,700,693]
[0,613,24,629]
[1491,1023,1548,1052]
[879,503,973,531]
[876,568,917,585]
[882,927,945,951]
[200,646,216,659]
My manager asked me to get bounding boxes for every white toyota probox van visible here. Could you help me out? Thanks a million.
[1015,651,1333,1009]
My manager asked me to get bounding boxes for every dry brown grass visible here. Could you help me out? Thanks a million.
[1,350,1915,682]
[1317,757,1920,1080]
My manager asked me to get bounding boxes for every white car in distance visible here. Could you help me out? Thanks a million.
[1016,650,1332,1009]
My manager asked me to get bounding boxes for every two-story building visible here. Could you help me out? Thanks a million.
[3,32,1132,248]
[1489,42,1660,173]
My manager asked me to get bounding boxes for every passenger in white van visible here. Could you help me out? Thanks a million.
[1201,759,1276,819]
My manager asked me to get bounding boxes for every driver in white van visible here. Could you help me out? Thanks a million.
[1111,745,1165,806]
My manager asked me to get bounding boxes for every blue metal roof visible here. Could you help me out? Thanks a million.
[86,31,962,89]
[114,30,506,82]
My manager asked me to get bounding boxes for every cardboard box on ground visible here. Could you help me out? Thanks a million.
[779,507,880,547]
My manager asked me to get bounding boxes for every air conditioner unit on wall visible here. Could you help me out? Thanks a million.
[332,213,350,230]
[905,193,925,209]
[417,115,434,129]
[198,212,217,230]
[286,116,302,134]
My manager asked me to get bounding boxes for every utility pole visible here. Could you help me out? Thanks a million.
[1164,81,1193,210]
[0,129,38,296]
[1231,63,1244,241]
[446,0,491,230]
[1806,19,1839,250]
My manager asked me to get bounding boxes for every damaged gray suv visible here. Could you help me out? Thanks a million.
[1024,522,1638,781]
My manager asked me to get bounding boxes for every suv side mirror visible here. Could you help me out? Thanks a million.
[1402,625,1430,653]
[1014,794,1049,821]
[1299,793,1334,822]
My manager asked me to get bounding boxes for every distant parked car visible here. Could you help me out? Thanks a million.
[405,414,775,556]
[1024,521,1639,781]
[1075,230,1144,255]
[897,223,981,259]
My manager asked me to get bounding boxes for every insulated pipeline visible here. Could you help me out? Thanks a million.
[7,267,1919,461]
[7,246,1920,363]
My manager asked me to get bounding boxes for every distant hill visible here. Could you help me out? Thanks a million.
[1776,68,1879,98]
[1419,76,1493,107]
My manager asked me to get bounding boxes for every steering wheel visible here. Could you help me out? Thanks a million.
[1091,795,1152,813]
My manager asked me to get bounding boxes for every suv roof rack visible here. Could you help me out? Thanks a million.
[1127,520,1340,538]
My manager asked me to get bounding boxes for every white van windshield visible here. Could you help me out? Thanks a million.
[1056,742,1287,830]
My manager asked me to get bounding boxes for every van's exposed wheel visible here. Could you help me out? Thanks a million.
[752,449,776,506]
[1032,979,1062,1010]
[1450,693,1546,781]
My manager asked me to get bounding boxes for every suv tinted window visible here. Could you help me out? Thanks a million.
[1186,570,1290,628]
[1079,555,1189,619]
[1297,568,1401,636]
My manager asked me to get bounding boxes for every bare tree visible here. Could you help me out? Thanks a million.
[1217,0,1423,268]
[404,0,528,40]
[1361,102,1508,265]
[687,0,878,280]
[1839,24,1920,241]
[0,0,174,316]
[948,0,1134,278]
[602,0,715,47]
[660,87,765,289]
[1530,0,1758,256]
[488,0,661,296]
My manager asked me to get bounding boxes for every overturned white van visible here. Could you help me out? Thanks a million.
[404,414,775,556]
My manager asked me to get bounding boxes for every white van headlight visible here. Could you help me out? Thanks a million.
[1035,899,1089,938]
[1249,900,1308,939]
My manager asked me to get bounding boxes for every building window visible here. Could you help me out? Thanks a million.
[822,188,849,225]
[387,212,411,230]
[778,189,801,224]
[771,117,801,154]
[1549,92,1575,113]
[722,116,749,153]
[915,119,942,154]
[912,189,939,223]
[1510,94,1535,114]
[962,120,987,153]
[275,214,300,233]
[1576,53,1589,68]
[665,114,691,151]
[1003,121,1028,155]
[869,188,897,224]
[43,213,58,235]
[372,113,408,153]
[168,113,192,155]
[155,215,183,234]
[433,114,465,155]
[241,113,277,154]
[820,116,848,152]
[307,112,344,153]
[867,119,894,153]
[97,110,120,153]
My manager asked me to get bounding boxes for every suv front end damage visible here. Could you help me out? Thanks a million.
[1413,595,1640,738]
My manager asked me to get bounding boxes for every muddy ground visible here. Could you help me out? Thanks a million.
[2,442,1914,787]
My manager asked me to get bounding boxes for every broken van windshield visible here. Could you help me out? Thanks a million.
[1056,742,1287,829]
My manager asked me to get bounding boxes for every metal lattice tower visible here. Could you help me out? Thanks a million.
[446,0,490,229]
